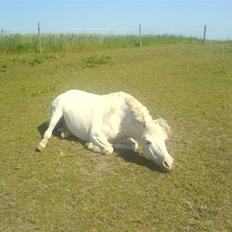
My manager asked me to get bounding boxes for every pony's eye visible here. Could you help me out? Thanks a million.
[145,140,152,146]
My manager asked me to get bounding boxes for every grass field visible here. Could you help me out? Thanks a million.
[0,37,232,231]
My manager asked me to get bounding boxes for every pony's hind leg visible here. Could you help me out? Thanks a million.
[36,105,62,152]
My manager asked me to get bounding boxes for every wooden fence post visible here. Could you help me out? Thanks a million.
[1,27,4,38]
[139,24,142,47]
[203,25,207,44]
[37,22,42,53]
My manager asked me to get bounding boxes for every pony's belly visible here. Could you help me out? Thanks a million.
[63,109,92,141]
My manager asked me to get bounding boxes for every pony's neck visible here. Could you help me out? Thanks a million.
[119,91,152,142]
[122,110,144,143]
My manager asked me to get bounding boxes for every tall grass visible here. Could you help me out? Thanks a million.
[0,33,202,53]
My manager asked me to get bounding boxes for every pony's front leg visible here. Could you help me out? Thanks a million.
[86,135,113,155]
[113,138,138,152]
[85,142,103,154]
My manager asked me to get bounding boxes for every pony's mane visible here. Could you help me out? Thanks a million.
[118,91,153,123]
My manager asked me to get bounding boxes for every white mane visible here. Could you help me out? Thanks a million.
[118,91,153,124]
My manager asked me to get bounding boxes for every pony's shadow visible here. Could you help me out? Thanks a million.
[114,149,160,171]
[38,121,64,139]
[37,121,49,137]
[37,122,159,171]
[37,121,85,145]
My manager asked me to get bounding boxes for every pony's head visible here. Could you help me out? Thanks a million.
[123,93,174,171]
[140,118,174,172]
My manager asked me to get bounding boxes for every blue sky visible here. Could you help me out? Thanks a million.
[0,0,231,39]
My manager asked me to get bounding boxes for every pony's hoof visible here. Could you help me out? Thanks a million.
[61,132,65,139]
[85,142,94,150]
[36,143,44,152]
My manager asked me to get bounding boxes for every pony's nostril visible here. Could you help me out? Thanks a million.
[163,160,171,169]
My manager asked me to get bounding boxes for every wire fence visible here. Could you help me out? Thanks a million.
[1,23,229,53]
[1,23,208,38]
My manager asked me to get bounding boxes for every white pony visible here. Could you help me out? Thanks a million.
[37,90,174,171]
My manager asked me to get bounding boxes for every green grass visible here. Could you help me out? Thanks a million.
[0,41,232,231]
[0,33,203,53]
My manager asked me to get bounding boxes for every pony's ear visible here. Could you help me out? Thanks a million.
[153,118,171,134]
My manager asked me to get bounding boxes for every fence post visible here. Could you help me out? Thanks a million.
[37,22,42,53]
[202,25,207,44]
[1,27,3,38]
[139,24,142,47]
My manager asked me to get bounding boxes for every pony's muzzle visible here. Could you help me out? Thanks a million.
[162,158,175,172]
